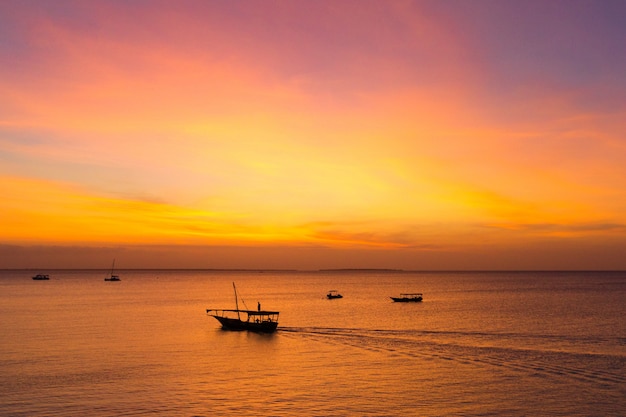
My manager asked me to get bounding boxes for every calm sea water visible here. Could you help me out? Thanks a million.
[1,270,624,416]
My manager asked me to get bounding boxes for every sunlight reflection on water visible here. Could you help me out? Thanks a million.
[0,270,624,416]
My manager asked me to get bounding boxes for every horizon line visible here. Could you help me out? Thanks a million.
[3,268,625,273]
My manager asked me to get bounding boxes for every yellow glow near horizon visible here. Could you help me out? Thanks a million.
[1,2,626,269]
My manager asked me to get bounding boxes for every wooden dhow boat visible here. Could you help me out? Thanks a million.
[206,283,279,333]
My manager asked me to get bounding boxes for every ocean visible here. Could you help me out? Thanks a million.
[1,270,624,416]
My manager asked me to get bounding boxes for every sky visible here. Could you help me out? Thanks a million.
[1,0,626,270]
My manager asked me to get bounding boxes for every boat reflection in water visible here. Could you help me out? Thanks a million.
[206,282,279,333]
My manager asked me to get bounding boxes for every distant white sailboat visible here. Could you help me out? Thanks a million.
[104,259,121,282]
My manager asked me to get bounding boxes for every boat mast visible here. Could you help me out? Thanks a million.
[110,259,115,277]
[233,282,241,320]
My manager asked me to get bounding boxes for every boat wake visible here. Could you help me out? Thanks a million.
[279,327,626,387]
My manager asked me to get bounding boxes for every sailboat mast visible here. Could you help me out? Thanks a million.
[233,282,241,320]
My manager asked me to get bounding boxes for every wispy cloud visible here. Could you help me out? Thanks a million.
[1,1,625,268]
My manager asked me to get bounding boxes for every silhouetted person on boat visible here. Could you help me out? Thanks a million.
[257,301,261,311]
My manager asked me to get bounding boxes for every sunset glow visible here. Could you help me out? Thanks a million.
[2,1,625,269]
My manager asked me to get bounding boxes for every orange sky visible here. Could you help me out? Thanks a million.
[1,1,626,269]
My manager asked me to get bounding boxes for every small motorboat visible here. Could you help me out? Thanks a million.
[32,274,50,280]
[390,293,423,302]
[327,290,343,299]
